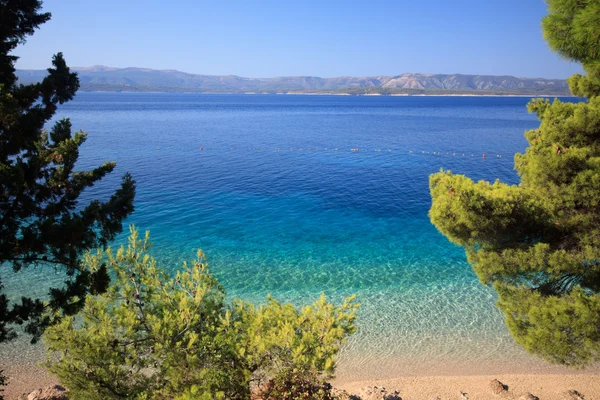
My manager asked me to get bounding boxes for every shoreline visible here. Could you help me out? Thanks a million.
[3,335,600,398]
[5,332,600,399]
[3,340,600,399]
[77,90,577,97]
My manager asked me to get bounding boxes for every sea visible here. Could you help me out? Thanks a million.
[0,93,584,380]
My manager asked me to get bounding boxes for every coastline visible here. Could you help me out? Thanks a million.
[79,90,574,97]
[3,328,599,399]
[4,337,600,399]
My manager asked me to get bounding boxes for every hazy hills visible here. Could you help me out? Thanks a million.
[15,66,571,95]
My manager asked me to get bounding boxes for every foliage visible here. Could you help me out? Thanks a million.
[44,227,358,400]
[254,371,337,400]
[428,0,600,366]
[497,284,600,366]
[0,0,135,343]
[542,0,600,98]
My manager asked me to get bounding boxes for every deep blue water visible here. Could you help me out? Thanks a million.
[2,93,581,379]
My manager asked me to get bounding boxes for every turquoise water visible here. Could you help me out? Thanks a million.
[1,94,581,379]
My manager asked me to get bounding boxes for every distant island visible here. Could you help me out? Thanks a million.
[16,66,572,96]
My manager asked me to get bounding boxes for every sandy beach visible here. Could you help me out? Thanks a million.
[334,374,600,400]
[3,327,600,399]
[4,364,600,400]
[3,344,600,400]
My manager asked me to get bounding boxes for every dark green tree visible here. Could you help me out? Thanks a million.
[0,0,135,343]
[543,0,600,98]
[429,0,600,366]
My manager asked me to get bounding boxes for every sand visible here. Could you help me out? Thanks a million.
[334,374,600,400]
[4,362,600,400]
[2,365,56,400]
[2,341,599,399]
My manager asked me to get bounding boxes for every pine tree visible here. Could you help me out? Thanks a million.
[0,0,135,343]
[44,228,358,400]
[429,0,600,366]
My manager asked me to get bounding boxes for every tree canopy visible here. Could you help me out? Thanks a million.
[44,228,358,400]
[429,0,600,366]
[0,0,136,343]
[542,0,600,98]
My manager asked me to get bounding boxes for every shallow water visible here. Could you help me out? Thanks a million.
[0,93,582,379]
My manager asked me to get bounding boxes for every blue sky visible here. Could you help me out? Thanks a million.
[14,0,582,79]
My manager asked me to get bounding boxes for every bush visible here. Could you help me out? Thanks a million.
[253,370,337,400]
[43,227,358,400]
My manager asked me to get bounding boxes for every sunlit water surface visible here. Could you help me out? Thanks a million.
[1,94,585,380]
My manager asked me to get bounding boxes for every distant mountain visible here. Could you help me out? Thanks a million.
[15,66,572,95]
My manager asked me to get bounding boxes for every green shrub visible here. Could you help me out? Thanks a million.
[44,227,358,399]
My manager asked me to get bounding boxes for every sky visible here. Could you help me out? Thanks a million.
[13,0,583,79]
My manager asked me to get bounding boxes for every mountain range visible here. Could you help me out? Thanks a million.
[15,66,572,95]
